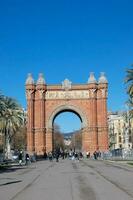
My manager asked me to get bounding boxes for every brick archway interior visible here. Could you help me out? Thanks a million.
[26,74,108,155]
[47,105,87,129]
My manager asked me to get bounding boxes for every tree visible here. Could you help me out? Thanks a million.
[0,93,6,117]
[125,67,133,110]
[53,124,65,150]
[71,130,82,151]
[13,125,27,151]
[0,94,5,152]
[0,96,24,159]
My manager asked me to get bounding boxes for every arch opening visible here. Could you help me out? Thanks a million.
[48,105,88,130]
[53,110,82,152]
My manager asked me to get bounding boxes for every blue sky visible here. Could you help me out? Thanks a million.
[0,0,133,132]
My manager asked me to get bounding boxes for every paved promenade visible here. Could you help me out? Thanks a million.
[0,159,133,200]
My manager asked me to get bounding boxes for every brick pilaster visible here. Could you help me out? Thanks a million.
[26,84,35,154]
[97,83,108,151]
[34,84,46,155]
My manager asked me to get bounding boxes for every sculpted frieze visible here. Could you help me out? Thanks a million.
[45,90,90,99]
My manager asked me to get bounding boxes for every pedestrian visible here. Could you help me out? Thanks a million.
[43,152,48,160]
[55,147,60,162]
[48,152,53,161]
[93,151,97,160]
[86,151,90,158]
[25,153,30,165]
[19,151,23,165]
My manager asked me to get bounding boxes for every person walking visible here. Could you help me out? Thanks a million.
[18,151,23,165]
[55,147,60,162]
[25,153,30,165]
[48,152,53,161]
[93,151,97,160]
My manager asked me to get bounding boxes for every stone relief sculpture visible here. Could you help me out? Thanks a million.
[45,90,90,99]
[62,78,72,90]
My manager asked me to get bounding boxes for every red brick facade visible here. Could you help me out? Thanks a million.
[25,73,108,155]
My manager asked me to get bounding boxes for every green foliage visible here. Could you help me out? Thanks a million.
[127,162,133,166]
[13,126,27,150]
[0,97,24,136]
[53,124,65,150]
[125,68,133,101]
[0,93,25,157]
[125,67,133,117]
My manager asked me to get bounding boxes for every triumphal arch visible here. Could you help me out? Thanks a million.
[25,72,108,155]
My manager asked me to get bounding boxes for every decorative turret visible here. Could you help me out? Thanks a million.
[25,73,34,85]
[88,72,97,84]
[36,73,46,99]
[37,73,46,85]
[98,72,108,84]
[25,73,35,98]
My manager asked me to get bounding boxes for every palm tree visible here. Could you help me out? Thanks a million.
[0,96,24,159]
[0,93,6,117]
[125,67,133,118]
[125,68,133,106]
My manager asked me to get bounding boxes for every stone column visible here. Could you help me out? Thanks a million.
[97,73,108,151]
[88,86,98,152]
[25,74,35,154]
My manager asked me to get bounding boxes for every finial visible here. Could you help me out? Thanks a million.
[88,72,97,84]
[37,73,45,84]
[25,73,34,85]
[98,72,108,83]
[62,78,72,90]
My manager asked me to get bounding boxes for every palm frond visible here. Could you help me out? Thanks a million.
[125,68,133,83]
[125,67,133,106]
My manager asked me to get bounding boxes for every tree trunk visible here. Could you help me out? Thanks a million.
[5,130,11,159]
